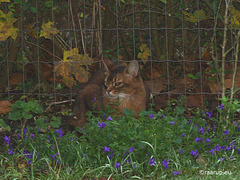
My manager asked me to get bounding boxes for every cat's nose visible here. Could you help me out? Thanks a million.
[106,89,111,93]
[106,87,112,94]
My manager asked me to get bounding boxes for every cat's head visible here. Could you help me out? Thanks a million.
[102,59,141,99]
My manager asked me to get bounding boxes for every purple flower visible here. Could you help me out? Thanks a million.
[50,153,58,160]
[205,137,210,143]
[24,151,33,159]
[51,145,55,149]
[106,116,112,121]
[24,128,27,134]
[27,160,31,164]
[178,148,183,154]
[198,127,204,134]
[218,104,224,110]
[149,114,154,119]
[210,149,215,154]
[190,150,198,158]
[233,121,238,127]
[170,121,175,125]
[4,136,11,145]
[213,122,217,131]
[206,112,213,118]
[224,130,229,135]
[115,162,121,169]
[109,154,113,159]
[187,120,192,124]
[55,128,64,137]
[17,133,20,139]
[98,122,106,129]
[181,133,185,137]
[94,97,96,103]
[225,146,232,151]
[129,146,134,153]
[149,158,156,166]
[8,149,14,155]
[214,144,222,151]
[173,170,181,175]
[195,137,202,143]
[162,159,169,170]
[102,146,110,153]
[30,134,35,139]
[219,158,225,161]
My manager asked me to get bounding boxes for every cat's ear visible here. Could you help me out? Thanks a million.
[102,57,115,71]
[124,60,139,77]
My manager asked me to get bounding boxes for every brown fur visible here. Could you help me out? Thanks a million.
[70,59,149,127]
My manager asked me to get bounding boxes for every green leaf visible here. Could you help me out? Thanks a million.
[13,100,25,109]
[30,7,37,13]
[9,110,22,120]
[175,106,185,115]
[50,117,61,128]
[187,71,200,80]
[22,111,33,120]
[160,0,167,4]
[0,118,11,131]
[45,1,52,8]
[14,0,24,4]
[35,117,47,129]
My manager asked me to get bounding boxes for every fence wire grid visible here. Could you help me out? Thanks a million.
[1,0,240,110]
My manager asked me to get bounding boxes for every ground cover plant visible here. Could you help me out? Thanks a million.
[0,95,240,179]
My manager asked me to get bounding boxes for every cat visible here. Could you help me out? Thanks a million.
[70,58,149,127]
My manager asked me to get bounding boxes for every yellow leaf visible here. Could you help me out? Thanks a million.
[184,9,207,23]
[62,76,75,87]
[0,0,10,3]
[40,21,59,39]
[54,48,92,87]
[24,24,37,38]
[138,44,150,64]
[0,10,19,41]
[231,7,240,27]
[63,48,93,65]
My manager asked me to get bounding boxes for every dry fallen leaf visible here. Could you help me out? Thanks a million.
[0,100,11,114]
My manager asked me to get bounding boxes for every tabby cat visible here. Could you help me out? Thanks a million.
[70,58,149,127]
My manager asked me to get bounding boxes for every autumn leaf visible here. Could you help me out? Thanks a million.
[231,7,240,27]
[0,10,19,41]
[54,48,93,87]
[63,48,93,65]
[40,21,59,39]
[0,0,10,3]
[24,24,37,38]
[138,44,150,64]
[183,9,208,23]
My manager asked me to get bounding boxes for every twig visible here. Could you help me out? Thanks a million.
[70,0,78,48]
[221,0,231,98]
[44,99,75,112]
[78,14,86,55]
[230,30,240,102]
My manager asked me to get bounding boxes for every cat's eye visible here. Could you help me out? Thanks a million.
[115,82,122,86]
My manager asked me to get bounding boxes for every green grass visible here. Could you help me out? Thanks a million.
[0,96,240,179]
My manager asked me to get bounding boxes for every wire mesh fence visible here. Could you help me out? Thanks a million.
[1,0,240,111]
